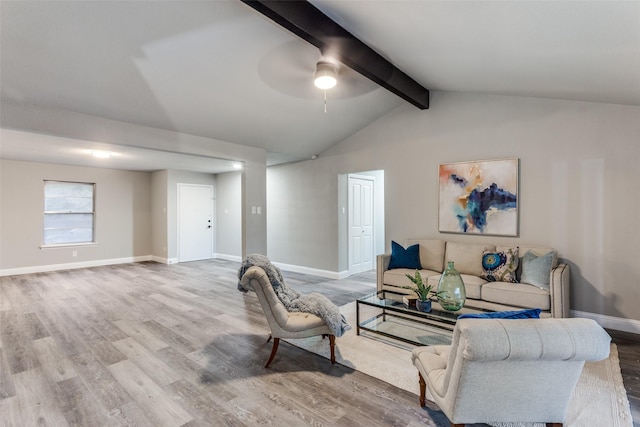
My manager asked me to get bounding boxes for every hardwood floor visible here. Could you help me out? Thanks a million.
[0,260,637,426]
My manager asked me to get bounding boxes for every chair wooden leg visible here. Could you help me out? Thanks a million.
[418,372,426,407]
[264,337,279,368]
[450,423,464,427]
[328,335,336,364]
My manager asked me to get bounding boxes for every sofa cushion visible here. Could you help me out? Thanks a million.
[405,239,446,273]
[385,268,441,289]
[387,240,421,270]
[481,247,519,283]
[427,274,487,300]
[482,282,551,310]
[444,242,496,276]
[497,245,558,281]
[520,250,557,290]
[458,308,541,319]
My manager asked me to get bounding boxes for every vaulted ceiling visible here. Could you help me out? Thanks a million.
[2,1,639,172]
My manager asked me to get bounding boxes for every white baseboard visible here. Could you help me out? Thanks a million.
[272,261,349,280]
[150,256,178,265]
[572,310,640,334]
[214,253,242,262]
[0,255,153,277]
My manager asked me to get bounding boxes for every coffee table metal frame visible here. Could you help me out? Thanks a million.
[356,290,490,346]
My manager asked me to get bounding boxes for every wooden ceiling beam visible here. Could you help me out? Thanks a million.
[240,0,430,109]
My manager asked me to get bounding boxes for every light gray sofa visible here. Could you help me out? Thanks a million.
[376,239,570,318]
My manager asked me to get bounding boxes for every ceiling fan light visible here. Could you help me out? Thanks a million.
[314,61,337,89]
[91,150,112,159]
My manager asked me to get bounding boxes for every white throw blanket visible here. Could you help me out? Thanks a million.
[237,254,351,337]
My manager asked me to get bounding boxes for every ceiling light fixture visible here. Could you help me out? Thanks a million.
[314,61,337,90]
[91,150,112,159]
[314,60,338,113]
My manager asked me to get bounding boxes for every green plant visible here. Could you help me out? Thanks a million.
[404,270,433,301]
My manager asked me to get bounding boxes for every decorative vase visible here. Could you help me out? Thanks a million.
[437,261,466,311]
[416,299,432,313]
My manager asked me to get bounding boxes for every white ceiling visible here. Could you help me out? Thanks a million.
[1,1,639,172]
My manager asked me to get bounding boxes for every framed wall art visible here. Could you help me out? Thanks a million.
[439,158,519,236]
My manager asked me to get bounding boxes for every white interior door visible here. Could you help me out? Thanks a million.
[348,175,374,275]
[178,184,214,262]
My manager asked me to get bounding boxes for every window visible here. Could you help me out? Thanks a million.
[43,181,95,245]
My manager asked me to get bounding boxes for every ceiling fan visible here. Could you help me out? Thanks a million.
[257,40,379,101]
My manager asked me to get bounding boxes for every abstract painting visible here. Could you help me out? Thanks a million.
[439,158,519,236]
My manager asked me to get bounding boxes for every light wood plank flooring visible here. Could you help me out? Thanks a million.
[0,260,637,426]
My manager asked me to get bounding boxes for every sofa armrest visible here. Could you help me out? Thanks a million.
[376,253,391,293]
[549,263,571,318]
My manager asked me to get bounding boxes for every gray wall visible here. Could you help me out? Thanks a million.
[0,159,151,270]
[242,160,267,256]
[150,170,168,261]
[215,171,242,258]
[0,162,246,271]
[267,91,640,322]
[2,103,268,257]
[268,160,339,271]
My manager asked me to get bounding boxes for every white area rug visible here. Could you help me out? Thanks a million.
[286,302,633,427]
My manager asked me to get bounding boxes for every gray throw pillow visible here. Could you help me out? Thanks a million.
[520,250,556,290]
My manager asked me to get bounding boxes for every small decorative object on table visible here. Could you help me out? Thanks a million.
[402,295,418,308]
[404,270,433,312]
[437,261,466,311]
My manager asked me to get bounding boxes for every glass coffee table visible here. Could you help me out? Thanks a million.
[356,290,491,346]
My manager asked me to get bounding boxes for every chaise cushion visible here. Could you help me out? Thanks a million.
[482,282,551,310]
[283,312,328,332]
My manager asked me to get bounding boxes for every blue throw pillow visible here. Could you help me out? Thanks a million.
[387,240,422,270]
[520,250,556,290]
[458,308,541,319]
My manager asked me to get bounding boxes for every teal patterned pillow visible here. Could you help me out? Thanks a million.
[481,247,519,282]
[520,250,556,290]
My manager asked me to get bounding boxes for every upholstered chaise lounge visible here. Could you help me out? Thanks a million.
[411,317,611,427]
[240,265,337,367]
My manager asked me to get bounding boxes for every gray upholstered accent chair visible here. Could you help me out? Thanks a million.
[240,265,336,368]
[411,318,611,427]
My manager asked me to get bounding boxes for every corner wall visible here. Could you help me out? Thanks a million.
[215,171,242,259]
